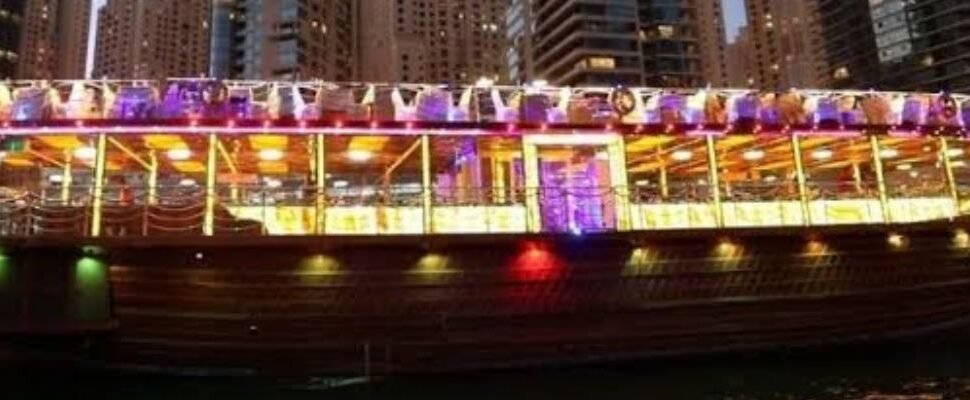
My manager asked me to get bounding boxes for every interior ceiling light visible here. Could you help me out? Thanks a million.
[811,149,833,160]
[73,146,96,160]
[671,150,693,162]
[167,148,192,161]
[346,149,374,162]
[743,149,765,161]
[258,148,284,161]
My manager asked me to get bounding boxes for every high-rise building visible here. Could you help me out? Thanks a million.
[725,25,755,87]
[93,0,211,79]
[16,0,91,79]
[209,0,240,79]
[510,0,728,87]
[743,0,825,89]
[359,0,507,84]
[230,0,357,81]
[819,0,970,92]
[0,0,25,79]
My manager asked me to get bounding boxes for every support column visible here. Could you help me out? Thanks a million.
[658,147,669,199]
[607,137,631,231]
[315,133,326,234]
[522,142,541,233]
[421,135,433,234]
[790,135,811,225]
[147,151,158,205]
[870,135,891,223]
[60,151,73,204]
[203,133,218,236]
[491,158,506,204]
[89,133,107,237]
[705,135,724,227]
[940,137,960,216]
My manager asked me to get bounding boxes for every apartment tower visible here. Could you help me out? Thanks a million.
[229,0,357,80]
[93,0,211,79]
[510,0,728,87]
[359,0,507,84]
[17,0,91,79]
[819,0,970,92]
[743,0,825,89]
[0,0,24,79]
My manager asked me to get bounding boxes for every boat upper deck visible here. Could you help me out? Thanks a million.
[0,80,969,238]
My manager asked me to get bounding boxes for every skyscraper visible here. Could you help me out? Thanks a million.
[16,0,91,79]
[359,0,507,84]
[725,25,755,87]
[228,0,357,81]
[0,0,25,79]
[93,0,211,79]
[743,0,825,89]
[509,0,728,87]
[819,0,970,92]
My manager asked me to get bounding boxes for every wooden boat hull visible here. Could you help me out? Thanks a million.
[2,221,970,374]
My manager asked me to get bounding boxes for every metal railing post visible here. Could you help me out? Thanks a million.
[90,133,107,237]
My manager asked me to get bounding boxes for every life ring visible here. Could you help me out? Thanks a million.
[941,94,958,120]
[611,87,636,117]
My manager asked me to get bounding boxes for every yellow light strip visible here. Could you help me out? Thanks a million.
[869,135,891,223]
[706,135,724,227]
[523,142,541,232]
[148,151,158,205]
[384,137,422,184]
[421,135,433,233]
[607,136,631,231]
[60,150,73,204]
[939,137,960,209]
[791,135,811,225]
[203,133,218,236]
[90,133,107,237]
[107,137,152,170]
[27,149,65,168]
[315,133,326,235]
[215,139,238,174]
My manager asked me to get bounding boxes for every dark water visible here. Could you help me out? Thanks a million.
[6,330,970,399]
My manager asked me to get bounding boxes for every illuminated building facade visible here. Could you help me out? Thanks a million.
[359,0,507,84]
[0,0,24,79]
[16,0,91,79]
[744,0,826,89]
[511,0,727,87]
[820,0,970,92]
[93,0,211,79]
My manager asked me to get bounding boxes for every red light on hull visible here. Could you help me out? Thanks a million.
[508,242,564,281]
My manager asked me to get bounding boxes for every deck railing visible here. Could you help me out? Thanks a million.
[0,182,960,238]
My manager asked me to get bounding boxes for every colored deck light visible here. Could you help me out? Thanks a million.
[887,233,907,248]
[947,148,964,157]
[332,180,349,188]
[954,229,970,248]
[73,146,96,160]
[48,174,64,183]
[258,148,284,161]
[167,148,192,161]
[896,163,912,171]
[179,178,197,186]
